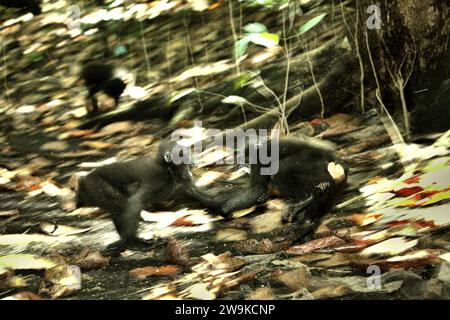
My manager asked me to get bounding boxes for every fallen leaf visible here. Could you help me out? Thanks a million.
[129,265,183,280]
[0,254,56,270]
[287,236,346,255]
[71,249,110,270]
[0,234,74,246]
[233,238,292,254]
[202,252,246,272]
[187,283,216,300]
[39,222,91,236]
[166,237,192,267]
[276,267,309,291]
[40,264,81,298]
[360,237,418,256]
[246,287,275,300]
[0,210,19,217]
[312,285,349,299]
[1,292,44,300]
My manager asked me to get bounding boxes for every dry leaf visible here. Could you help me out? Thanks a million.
[246,287,275,300]
[129,265,183,280]
[287,236,346,255]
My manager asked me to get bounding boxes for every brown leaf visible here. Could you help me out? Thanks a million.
[40,264,81,298]
[0,210,19,217]
[1,292,44,300]
[312,285,349,299]
[216,269,262,295]
[233,238,293,254]
[80,140,118,150]
[341,134,390,154]
[58,129,95,140]
[316,253,353,268]
[166,237,192,267]
[289,252,333,263]
[129,265,183,280]
[286,236,346,255]
[0,267,14,289]
[316,124,363,139]
[246,287,275,300]
[207,252,246,272]
[275,267,310,291]
[71,249,110,270]
[90,121,134,138]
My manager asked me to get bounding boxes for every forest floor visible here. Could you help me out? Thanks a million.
[0,1,449,300]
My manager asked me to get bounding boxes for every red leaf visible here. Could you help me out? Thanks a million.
[394,186,423,197]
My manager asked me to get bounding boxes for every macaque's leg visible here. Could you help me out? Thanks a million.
[103,184,160,256]
[281,196,314,223]
[87,88,99,114]
[220,183,268,218]
[114,96,120,108]
[293,217,316,241]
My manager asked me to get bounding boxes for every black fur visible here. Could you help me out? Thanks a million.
[80,63,126,115]
[75,140,192,255]
[184,137,348,225]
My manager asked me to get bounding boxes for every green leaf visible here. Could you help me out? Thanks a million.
[234,71,258,89]
[235,38,250,58]
[113,45,127,57]
[299,13,327,35]
[247,32,279,48]
[243,22,267,34]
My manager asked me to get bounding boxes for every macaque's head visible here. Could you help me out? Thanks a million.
[67,172,90,209]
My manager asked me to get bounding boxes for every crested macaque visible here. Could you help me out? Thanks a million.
[80,63,127,116]
[74,140,193,255]
[182,137,348,227]
[0,0,42,15]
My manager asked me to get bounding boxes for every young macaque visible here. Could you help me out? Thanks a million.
[74,140,194,256]
[80,63,126,116]
[183,136,348,228]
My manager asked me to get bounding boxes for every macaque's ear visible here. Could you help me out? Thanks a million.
[68,171,88,191]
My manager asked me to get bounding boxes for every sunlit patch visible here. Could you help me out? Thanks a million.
[250,46,282,64]
[170,60,232,82]
[23,42,42,55]
[360,237,418,256]
[124,85,146,99]
[0,254,56,270]
[15,105,36,113]
[3,13,34,27]
[147,0,179,19]
[81,9,108,24]
[194,147,231,168]
[195,171,225,187]
[109,0,124,8]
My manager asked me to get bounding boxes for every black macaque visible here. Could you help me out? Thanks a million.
[74,140,193,256]
[184,137,348,230]
[0,0,41,15]
[80,63,126,116]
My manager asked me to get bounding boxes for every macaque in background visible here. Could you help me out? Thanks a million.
[80,63,127,116]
